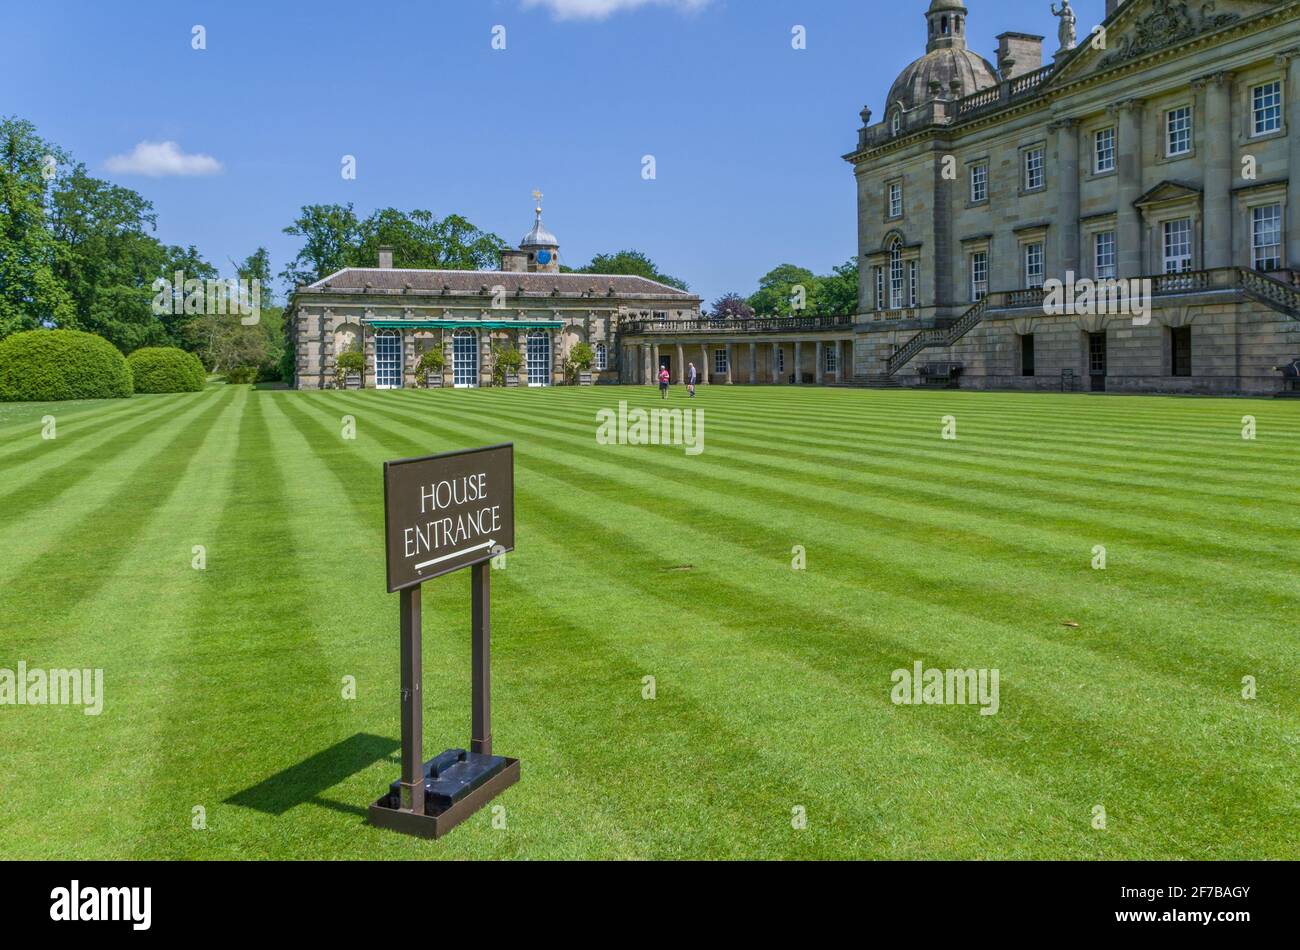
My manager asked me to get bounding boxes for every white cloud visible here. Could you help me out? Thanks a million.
[522,0,712,20]
[104,141,223,177]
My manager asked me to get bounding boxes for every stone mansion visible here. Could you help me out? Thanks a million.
[841,0,1300,393]
[290,0,1300,394]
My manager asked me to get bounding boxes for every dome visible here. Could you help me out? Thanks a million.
[886,46,998,114]
[521,207,558,248]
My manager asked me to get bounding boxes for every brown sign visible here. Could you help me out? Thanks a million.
[383,444,515,592]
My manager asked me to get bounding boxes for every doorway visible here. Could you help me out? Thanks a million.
[1088,331,1107,392]
[375,330,402,389]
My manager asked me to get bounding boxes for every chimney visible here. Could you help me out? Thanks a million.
[377,245,394,269]
[500,248,528,272]
[996,32,1044,81]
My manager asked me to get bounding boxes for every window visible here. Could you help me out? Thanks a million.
[1024,242,1044,288]
[1252,81,1283,137]
[714,348,728,375]
[594,342,607,371]
[1252,204,1283,271]
[776,348,784,373]
[970,163,988,203]
[1089,332,1107,376]
[908,260,918,307]
[1162,218,1193,273]
[888,181,903,218]
[1094,128,1116,173]
[1171,327,1192,377]
[374,329,403,389]
[1024,147,1045,190]
[452,329,478,388]
[1095,231,1116,279]
[1166,106,1192,156]
[824,345,838,374]
[970,251,988,301]
[891,110,902,135]
[874,266,885,310]
[1020,334,1035,377]
[526,330,551,387]
[889,240,905,309]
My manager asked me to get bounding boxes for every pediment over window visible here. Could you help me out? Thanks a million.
[1134,179,1203,210]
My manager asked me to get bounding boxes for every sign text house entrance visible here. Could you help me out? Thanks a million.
[369,443,518,838]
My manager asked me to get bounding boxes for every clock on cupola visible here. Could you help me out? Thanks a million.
[520,190,561,273]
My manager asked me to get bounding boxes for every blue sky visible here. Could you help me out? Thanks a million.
[3,0,1106,304]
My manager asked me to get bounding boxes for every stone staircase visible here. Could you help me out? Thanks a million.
[852,374,902,388]
[885,295,995,377]
[879,270,1300,380]
[1239,268,1300,320]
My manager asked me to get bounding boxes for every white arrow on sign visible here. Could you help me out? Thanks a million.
[414,539,495,573]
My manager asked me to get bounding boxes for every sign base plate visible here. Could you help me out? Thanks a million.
[368,754,519,839]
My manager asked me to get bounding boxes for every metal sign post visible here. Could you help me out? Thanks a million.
[369,444,519,839]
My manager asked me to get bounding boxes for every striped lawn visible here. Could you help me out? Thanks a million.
[0,383,1296,860]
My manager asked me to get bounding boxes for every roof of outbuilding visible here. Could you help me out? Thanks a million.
[303,268,697,299]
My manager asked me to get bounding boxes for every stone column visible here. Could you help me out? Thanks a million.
[676,343,685,383]
[552,330,563,386]
[724,343,733,384]
[1285,50,1300,268]
[1114,99,1145,278]
[643,345,653,385]
[652,344,660,383]
[403,330,416,388]
[363,322,375,388]
[815,340,824,384]
[701,343,710,384]
[1201,73,1234,268]
[749,342,757,385]
[480,328,491,387]
[772,343,781,383]
[794,341,803,384]
[1051,117,1081,276]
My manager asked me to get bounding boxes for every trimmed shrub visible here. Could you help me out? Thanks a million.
[335,350,365,385]
[127,346,207,394]
[0,329,133,402]
[226,366,258,385]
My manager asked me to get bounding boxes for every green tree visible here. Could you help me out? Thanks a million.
[280,203,364,288]
[573,250,689,291]
[356,209,505,271]
[747,264,819,316]
[48,164,189,349]
[0,117,74,337]
[280,205,507,288]
[815,259,859,316]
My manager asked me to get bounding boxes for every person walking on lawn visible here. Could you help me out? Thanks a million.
[687,362,698,397]
[658,365,671,398]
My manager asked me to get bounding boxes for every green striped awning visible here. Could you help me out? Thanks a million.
[366,320,564,330]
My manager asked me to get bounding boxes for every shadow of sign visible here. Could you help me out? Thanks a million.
[226,733,400,817]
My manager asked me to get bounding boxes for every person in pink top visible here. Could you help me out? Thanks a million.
[658,366,670,398]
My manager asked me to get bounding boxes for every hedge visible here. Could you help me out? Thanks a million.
[127,346,207,394]
[0,329,133,402]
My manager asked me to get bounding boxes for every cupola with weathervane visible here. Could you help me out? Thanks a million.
[519,189,560,273]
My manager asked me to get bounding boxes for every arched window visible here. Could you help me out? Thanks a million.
[891,110,902,135]
[452,329,478,388]
[594,342,608,371]
[889,239,905,309]
[941,15,949,35]
[526,330,551,387]
[374,329,402,389]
